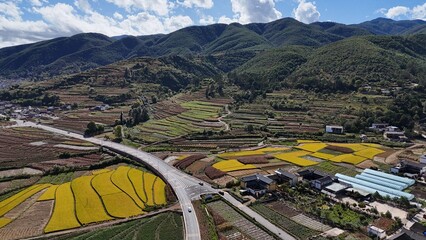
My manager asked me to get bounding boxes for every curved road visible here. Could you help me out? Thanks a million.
[13,120,294,240]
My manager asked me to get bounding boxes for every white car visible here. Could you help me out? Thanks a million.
[187,207,192,213]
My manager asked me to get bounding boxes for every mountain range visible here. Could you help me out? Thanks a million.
[0,17,425,88]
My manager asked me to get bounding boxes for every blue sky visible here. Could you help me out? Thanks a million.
[0,0,425,48]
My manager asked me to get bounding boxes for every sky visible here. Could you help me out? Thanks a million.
[0,0,425,48]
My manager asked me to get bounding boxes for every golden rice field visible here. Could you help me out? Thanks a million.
[353,148,385,159]
[295,143,328,152]
[0,166,167,234]
[292,141,385,165]
[218,147,289,159]
[274,151,319,167]
[330,154,367,165]
[212,160,257,172]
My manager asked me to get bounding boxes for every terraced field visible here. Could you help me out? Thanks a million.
[0,166,168,237]
[131,101,226,143]
[0,127,98,170]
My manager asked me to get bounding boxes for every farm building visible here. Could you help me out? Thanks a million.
[298,169,334,190]
[369,123,389,132]
[325,125,344,134]
[391,222,426,240]
[323,182,350,197]
[240,174,276,197]
[335,169,415,200]
[392,160,426,175]
[274,169,299,186]
[368,225,386,239]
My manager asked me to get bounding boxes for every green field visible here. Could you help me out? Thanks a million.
[47,212,183,240]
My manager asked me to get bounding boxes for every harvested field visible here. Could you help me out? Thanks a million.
[205,166,226,180]
[267,201,300,218]
[30,154,103,172]
[356,160,379,169]
[0,177,41,195]
[213,175,237,186]
[0,128,95,169]
[174,154,207,170]
[325,145,354,153]
[0,200,53,240]
[236,156,269,164]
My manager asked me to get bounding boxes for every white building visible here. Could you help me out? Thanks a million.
[368,225,386,239]
[325,125,344,134]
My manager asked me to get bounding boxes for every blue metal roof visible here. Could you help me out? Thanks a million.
[335,173,414,200]
[364,169,415,186]
[359,173,409,189]
[355,174,405,190]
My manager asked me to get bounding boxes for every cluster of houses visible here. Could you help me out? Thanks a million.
[325,123,408,142]
[0,101,58,120]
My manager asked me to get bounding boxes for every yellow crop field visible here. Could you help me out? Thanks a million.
[330,154,367,165]
[71,175,113,225]
[310,152,336,160]
[258,147,289,152]
[44,183,81,233]
[218,150,265,159]
[328,143,369,152]
[38,185,58,201]
[92,169,111,175]
[354,148,385,159]
[143,173,157,206]
[128,168,147,202]
[274,151,318,167]
[111,166,145,209]
[296,143,328,152]
[91,171,143,218]
[153,178,167,205]
[0,184,50,217]
[212,160,257,172]
[0,217,11,228]
[176,155,190,160]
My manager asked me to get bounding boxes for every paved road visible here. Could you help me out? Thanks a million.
[13,120,295,240]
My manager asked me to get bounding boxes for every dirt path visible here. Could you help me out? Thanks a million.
[218,104,231,132]
[385,143,425,164]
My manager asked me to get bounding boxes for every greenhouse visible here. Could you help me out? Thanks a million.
[364,169,415,186]
[335,173,414,200]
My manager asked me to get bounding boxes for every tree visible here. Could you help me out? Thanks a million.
[245,124,254,133]
[128,102,150,126]
[114,125,123,141]
[385,210,392,219]
[85,121,104,136]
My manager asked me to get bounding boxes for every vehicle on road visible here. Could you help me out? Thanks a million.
[198,182,204,186]
[188,207,192,212]
[218,191,224,195]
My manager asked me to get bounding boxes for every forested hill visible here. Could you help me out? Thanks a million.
[0,17,425,81]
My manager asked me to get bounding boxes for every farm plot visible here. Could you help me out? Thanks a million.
[212,160,257,172]
[54,211,183,240]
[207,201,274,240]
[0,166,168,234]
[274,151,319,167]
[0,128,95,169]
[49,106,130,133]
[251,204,320,239]
[133,101,225,143]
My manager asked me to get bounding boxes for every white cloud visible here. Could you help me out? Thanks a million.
[164,15,193,31]
[0,2,22,20]
[229,0,282,24]
[199,15,215,25]
[29,0,44,7]
[218,15,237,24]
[179,0,214,9]
[412,3,426,20]
[385,6,410,19]
[383,3,426,20]
[74,0,92,13]
[293,0,320,24]
[106,0,170,16]
[113,12,123,20]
